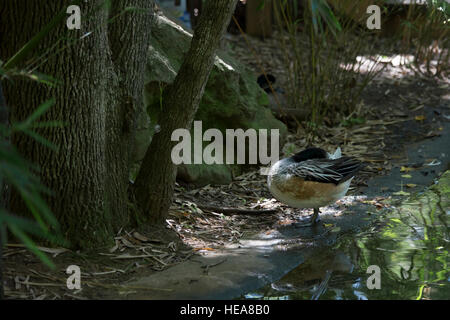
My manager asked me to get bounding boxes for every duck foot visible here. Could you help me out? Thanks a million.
[294,208,321,228]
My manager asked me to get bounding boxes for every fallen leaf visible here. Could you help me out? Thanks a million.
[401,174,412,178]
[331,227,341,233]
[120,237,135,248]
[400,166,414,173]
[278,219,294,225]
[109,240,119,253]
[35,247,69,257]
[405,183,417,188]
[361,199,388,209]
[415,115,425,121]
[194,247,215,251]
[393,190,410,196]
[323,223,334,228]
[133,231,149,242]
[6,244,69,257]
[425,159,441,166]
[112,254,153,259]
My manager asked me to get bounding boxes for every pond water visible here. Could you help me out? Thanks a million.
[242,188,449,300]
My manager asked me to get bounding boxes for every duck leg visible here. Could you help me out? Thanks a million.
[294,208,321,228]
[311,208,320,224]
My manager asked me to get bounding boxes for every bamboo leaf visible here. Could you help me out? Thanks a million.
[3,1,81,70]
[18,98,55,128]
[26,121,65,129]
[21,128,58,151]
[310,0,342,36]
[257,0,266,11]
[27,72,60,87]
[8,223,55,269]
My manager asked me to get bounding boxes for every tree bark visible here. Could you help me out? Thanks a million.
[133,0,238,224]
[0,82,6,300]
[0,1,153,248]
[0,231,2,299]
[105,1,154,230]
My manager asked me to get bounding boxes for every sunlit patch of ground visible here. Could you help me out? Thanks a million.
[169,171,376,252]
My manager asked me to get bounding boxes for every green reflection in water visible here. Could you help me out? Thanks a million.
[244,171,449,300]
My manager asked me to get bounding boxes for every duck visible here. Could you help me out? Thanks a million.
[267,147,364,226]
[257,74,277,93]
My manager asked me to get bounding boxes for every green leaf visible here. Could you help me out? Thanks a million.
[21,128,58,151]
[22,188,59,229]
[3,1,82,70]
[257,0,266,11]
[18,98,55,128]
[310,0,342,36]
[8,222,55,269]
[416,284,426,300]
[342,117,366,127]
[1,211,46,237]
[27,72,60,87]
[26,121,65,129]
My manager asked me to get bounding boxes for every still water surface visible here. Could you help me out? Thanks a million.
[243,189,449,300]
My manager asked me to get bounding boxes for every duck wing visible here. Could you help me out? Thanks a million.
[283,157,363,184]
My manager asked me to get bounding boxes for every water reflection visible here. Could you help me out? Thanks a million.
[243,181,449,300]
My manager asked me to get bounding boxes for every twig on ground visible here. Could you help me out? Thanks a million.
[198,205,277,215]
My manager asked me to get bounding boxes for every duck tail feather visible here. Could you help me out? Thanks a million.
[328,147,342,159]
[339,161,366,183]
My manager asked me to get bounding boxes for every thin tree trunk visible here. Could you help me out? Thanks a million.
[133,0,238,224]
[0,1,153,248]
[105,1,154,228]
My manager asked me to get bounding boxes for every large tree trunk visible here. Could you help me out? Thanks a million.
[0,83,6,300]
[133,0,238,224]
[0,1,153,248]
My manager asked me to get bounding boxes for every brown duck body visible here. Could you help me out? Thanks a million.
[267,148,363,221]
[268,171,353,209]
